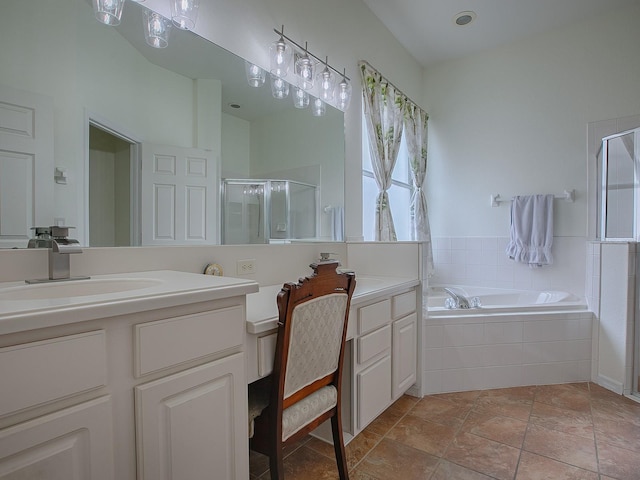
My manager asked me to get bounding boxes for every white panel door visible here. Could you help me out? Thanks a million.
[140,143,217,245]
[0,85,54,248]
[135,353,249,480]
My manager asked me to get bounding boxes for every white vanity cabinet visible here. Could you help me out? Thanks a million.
[353,287,418,434]
[0,271,257,480]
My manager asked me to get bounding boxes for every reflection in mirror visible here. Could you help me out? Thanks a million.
[0,0,344,248]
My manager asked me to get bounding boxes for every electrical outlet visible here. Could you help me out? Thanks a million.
[237,259,256,275]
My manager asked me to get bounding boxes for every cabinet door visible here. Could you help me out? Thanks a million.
[392,313,417,399]
[356,355,392,430]
[0,396,114,480]
[135,353,248,480]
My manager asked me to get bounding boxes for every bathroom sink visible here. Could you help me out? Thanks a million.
[0,278,163,301]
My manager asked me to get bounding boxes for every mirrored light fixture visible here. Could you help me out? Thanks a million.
[312,98,326,117]
[317,57,336,102]
[143,10,171,48]
[294,43,315,91]
[171,0,199,30]
[92,0,125,26]
[293,87,309,109]
[270,26,293,77]
[245,61,266,88]
[270,74,290,99]
[335,69,352,111]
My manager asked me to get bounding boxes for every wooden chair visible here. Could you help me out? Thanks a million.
[248,261,356,480]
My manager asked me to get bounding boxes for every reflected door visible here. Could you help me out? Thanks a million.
[0,85,54,248]
[141,143,218,245]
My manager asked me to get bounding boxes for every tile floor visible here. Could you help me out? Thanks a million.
[249,383,640,480]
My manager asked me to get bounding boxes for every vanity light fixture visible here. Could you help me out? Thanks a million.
[335,69,352,110]
[92,0,126,26]
[269,26,351,110]
[170,0,199,30]
[270,74,290,99]
[143,10,171,49]
[269,26,293,78]
[311,97,326,117]
[245,61,266,88]
[317,57,335,101]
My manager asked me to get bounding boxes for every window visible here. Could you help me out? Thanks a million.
[362,117,413,241]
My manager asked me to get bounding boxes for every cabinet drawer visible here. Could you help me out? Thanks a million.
[0,331,107,417]
[358,299,390,335]
[135,306,243,376]
[358,325,391,365]
[392,290,417,320]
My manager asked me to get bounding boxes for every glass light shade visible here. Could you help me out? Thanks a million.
[335,76,352,110]
[270,74,290,99]
[269,37,292,77]
[92,0,125,26]
[292,87,309,109]
[245,62,266,88]
[312,98,326,117]
[171,0,199,30]
[316,65,335,102]
[294,53,315,90]
[143,10,171,49]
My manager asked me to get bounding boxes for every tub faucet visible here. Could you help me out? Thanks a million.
[443,287,471,309]
[26,226,89,283]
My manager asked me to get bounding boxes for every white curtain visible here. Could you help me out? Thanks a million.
[404,103,434,275]
[359,61,406,241]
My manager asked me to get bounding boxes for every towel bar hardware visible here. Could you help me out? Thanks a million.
[490,189,575,207]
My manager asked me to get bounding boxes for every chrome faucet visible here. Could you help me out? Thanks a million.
[26,226,89,283]
[443,287,471,309]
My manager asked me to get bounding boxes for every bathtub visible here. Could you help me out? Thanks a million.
[422,285,593,394]
[427,285,587,316]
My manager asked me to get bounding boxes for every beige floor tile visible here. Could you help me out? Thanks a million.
[523,424,597,472]
[529,401,594,439]
[430,460,495,479]
[597,441,640,480]
[386,415,457,457]
[444,432,520,480]
[534,383,591,413]
[459,410,528,448]
[515,451,599,480]
[356,438,439,480]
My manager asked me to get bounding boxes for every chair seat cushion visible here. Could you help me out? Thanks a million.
[282,385,337,441]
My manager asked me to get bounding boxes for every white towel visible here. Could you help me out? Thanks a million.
[331,206,344,241]
[506,194,554,267]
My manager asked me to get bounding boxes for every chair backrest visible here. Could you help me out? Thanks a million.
[272,261,356,410]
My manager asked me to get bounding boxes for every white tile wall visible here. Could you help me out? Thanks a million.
[423,311,593,394]
[431,236,586,296]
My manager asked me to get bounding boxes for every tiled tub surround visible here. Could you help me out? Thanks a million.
[431,236,587,296]
[423,309,593,394]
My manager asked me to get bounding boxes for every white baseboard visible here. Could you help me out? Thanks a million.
[597,374,624,394]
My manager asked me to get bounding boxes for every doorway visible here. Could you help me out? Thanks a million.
[88,124,138,247]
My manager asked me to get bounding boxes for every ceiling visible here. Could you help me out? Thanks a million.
[362,0,640,67]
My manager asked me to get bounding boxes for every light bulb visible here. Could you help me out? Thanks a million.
[245,61,266,88]
[269,35,292,77]
[293,87,309,109]
[270,74,290,99]
[295,46,315,90]
[92,0,125,26]
[171,0,199,30]
[335,75,352,110]
[312,98,326,117]
[317,63,335,102]
[144,10,171,48]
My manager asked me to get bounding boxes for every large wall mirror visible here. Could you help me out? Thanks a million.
[0,0,345,248]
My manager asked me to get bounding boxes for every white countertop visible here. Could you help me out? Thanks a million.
[0,270,259,335]
[246,275,420,334]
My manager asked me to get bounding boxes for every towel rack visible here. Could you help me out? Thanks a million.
[490,189,575,207]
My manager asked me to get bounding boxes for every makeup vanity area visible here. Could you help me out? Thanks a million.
[0,264,420,479]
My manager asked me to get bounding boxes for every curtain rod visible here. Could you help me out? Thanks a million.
[358,60,424,111]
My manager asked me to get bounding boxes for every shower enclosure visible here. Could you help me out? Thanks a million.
[222,179,318,244]
[596,126,640,399]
